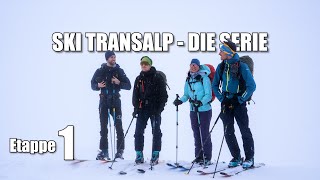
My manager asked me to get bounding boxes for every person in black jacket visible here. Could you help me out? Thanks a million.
[132,56,168,165]
[91,51,131,160]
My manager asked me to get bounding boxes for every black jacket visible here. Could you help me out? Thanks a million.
[132,66,168,113]
[91,63,131,98]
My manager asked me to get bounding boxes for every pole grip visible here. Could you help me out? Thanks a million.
[175,94,180,111]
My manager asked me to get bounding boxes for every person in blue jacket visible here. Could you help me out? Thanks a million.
[212,40,256,168]
[174,59,213,165]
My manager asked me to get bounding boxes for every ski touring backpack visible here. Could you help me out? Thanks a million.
[186,64,216,103]
[204,64,216,102]
[219,55,254,102]
[156,70,170,90]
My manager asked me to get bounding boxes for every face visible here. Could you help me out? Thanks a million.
[141,62,151,72]
[107,55,116,65]
[190,64,200,73]
[219,50,230,60]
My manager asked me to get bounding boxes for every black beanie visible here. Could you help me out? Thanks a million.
[224,39,237,52]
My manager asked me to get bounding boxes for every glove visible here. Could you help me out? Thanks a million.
[193,100,203,107]
[173,99,183,106]
[221,98,233,113]
[230,97,240,106]
[132,108,139,117]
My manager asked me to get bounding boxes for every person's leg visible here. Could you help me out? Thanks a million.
[112,106,124,151]
[220,109,241,159]
[199,110,212,161]
[97,102,109,159]
[134,110,148,151]
[234,103,254,160]
[190,111,202,159]
[151,114,162,152]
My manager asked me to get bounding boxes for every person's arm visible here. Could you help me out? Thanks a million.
[132,77,139,108]
[238,63,256,104]
[212,64,224,102]
[117,68,131,90]
[91,69,103,91]
[200,76,212,105]
[180,80,190,103]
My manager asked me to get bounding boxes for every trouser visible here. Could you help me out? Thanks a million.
[190,109,212,160]
[220,103,254,159]
[134,110,162,152]
[99,100,124,152]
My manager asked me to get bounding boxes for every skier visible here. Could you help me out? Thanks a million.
[173,58,213,165]
[132,56,168,165]
[212,40,256,168]
[91,50,131,160]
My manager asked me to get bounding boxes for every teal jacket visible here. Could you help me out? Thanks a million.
[212,53,256,104]
[180,65,212,112]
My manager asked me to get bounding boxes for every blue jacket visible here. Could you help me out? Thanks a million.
[212,53,256,104]
[180,65,212,112]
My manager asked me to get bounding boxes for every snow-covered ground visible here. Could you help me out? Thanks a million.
[1,0,320,180]
[1,158,319,180]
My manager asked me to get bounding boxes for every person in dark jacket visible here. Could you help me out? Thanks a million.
[91,51,131,160]
[132,56,168,165]
[212,40,256,168]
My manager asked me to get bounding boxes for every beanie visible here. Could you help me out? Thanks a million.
[140,56,153,66]
[190,58,200,67]
[105,50,115,60]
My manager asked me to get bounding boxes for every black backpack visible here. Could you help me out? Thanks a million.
[156,70,170,90]
[218,56,254,102]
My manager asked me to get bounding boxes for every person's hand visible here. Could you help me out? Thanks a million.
[132,108,139,117]
[222,98,234,113]
[193,100,202,107]
[98,81,106,88]
[112,76,120,85]
[230,97,240,106]
[173,99,183,106]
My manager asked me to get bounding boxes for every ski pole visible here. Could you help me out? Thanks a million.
[175,94,180,166]
[113,107,116,159]
[194,95,206,168]
[187,111,222,174]
[213,124,227,178]
[150,115,156,170]
[109,115,136,169]
[108,108,114,160]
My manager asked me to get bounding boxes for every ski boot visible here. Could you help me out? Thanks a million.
[115,149,124,159]
[96,150,110,160]
[228,156,242,167]
[242,157,254,169]
[135,151,144,164]
[202,158,212,166]
[194,156,203,164]
[150,151,160,165]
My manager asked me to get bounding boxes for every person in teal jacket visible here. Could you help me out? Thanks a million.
[174,58,213,165]
[212,40,256,168]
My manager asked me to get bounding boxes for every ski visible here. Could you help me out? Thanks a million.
[196,162,228,175]
[220,163,265,177]
[71,159,115,165]
[166,162,180,168]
